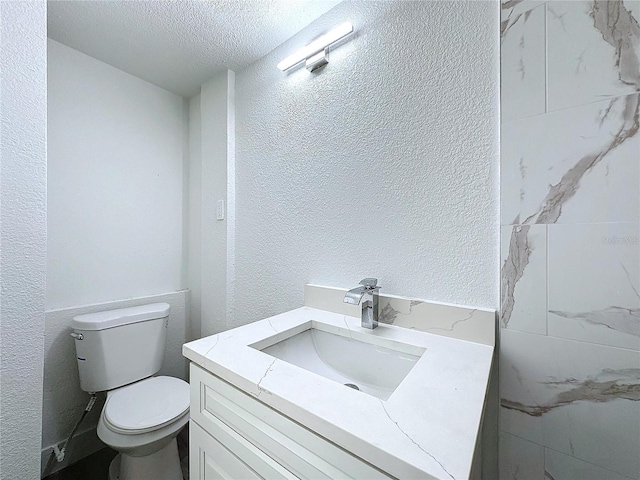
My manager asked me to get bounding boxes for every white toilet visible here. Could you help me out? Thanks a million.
[71,303,190,480]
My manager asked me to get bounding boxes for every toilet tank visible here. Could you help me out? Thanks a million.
[71,303,170,393]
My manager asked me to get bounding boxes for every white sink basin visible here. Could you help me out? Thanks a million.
[257,325,425,400]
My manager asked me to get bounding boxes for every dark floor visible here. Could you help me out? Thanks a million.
[43,447,117,480]
[43,426,189,480]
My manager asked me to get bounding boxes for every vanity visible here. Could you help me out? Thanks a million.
[182,285,495,479]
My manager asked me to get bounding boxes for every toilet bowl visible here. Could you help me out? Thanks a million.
[97,376,189,480]
[71,303,190,480]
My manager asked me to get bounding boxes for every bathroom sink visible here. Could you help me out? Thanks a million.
[256,325,424,400]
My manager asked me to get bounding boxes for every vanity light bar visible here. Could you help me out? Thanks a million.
[277,22,354,72]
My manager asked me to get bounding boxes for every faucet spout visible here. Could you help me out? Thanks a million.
[343,286,366,305]
[343,278,381,329]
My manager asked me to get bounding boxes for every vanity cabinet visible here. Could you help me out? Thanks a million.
[189,364,393,480]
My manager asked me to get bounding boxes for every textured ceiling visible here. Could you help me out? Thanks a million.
[47,0,343,97]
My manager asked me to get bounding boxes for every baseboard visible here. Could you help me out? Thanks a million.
[40,426,106,478]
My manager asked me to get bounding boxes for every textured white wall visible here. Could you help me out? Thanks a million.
[199,71,236,336]
[0,2,47,479]
[47,40,187,309]
[188,94,202,339]
[41,291,189,476]
[233,0,500,327]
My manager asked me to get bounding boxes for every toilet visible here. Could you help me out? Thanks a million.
[71,303,189,480]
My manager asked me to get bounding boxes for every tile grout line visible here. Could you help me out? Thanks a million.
[502,90,640,125]
[545,223,549,336]
[544,1,548,114]
[502,326,640,353]
[500,430,635,480]
[501,221,640,227]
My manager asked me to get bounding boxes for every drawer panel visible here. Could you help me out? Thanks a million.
[190,420,260,480]
[190,419,294,480]
[191,364,392,480]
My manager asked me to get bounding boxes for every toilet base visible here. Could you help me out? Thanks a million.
[108,438,183,480]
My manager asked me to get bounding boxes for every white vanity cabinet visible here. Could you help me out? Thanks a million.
[189,364,393,480]
[184,302,496,479]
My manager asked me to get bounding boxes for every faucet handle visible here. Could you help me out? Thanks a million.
[359,278,380,289]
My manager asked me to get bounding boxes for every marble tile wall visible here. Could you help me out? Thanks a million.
[500,1,639,478]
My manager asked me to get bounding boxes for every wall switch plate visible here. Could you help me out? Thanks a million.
[216,200,225,220]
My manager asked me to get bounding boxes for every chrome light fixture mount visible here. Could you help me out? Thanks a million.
[305,49,329,72]
[277,22,354,73]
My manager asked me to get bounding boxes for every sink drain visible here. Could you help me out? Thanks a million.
[344,383,360,390]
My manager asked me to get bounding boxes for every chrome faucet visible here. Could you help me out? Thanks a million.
[343,278,381,329]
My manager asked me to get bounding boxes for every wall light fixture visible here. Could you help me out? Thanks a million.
[277,22,354,73]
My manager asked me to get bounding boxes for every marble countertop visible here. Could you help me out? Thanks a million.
[183,302,494,480]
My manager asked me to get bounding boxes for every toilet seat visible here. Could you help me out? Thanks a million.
[104,376,189,435]
[98,406,188,457]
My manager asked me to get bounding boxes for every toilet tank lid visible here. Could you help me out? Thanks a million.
[71,303,170,331]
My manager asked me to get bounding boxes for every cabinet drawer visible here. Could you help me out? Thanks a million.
[190,419,295,480]
[190,420,260,480]
[190,364,392,480]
